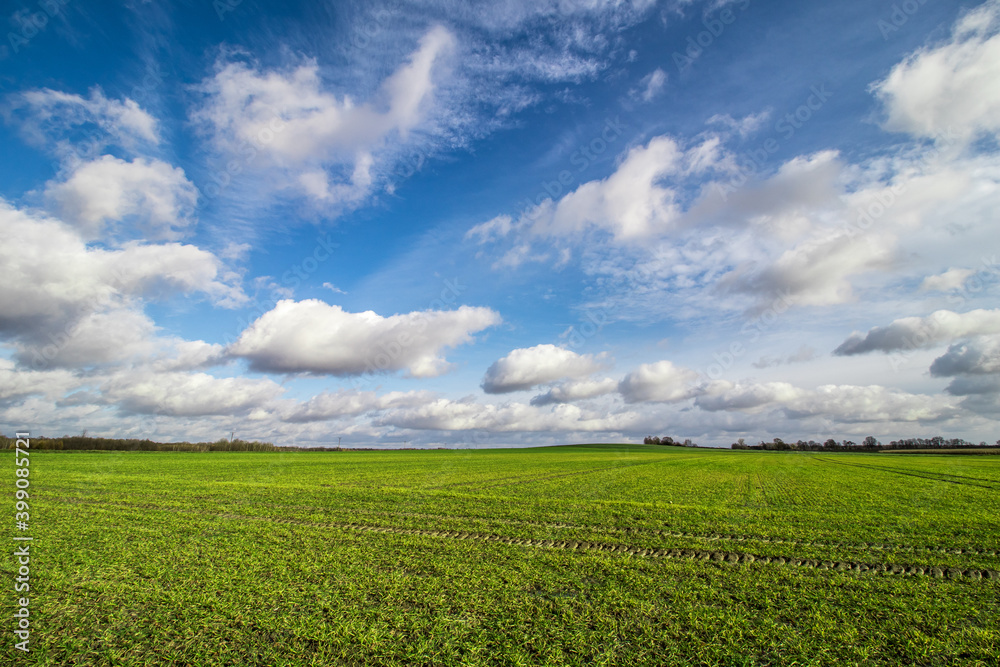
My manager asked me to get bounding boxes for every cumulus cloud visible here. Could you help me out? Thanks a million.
[375,397,638,432]
[228,299,501,377]
[920,267,974,292]
[618,360,701,404]
[45,156,198,240]
[929,334,1000,376]
[782,385,959,423]
[150,340,228,372]
[481,344,609,394]
[101,371,283,417]
[12,308,157,370]
[0,358,80,403]
[193,25,456,207]
[695,381,802,412]
[282,389,436,423]
[721,230,893,309]
[942,375,1000,396]
[834,309,1000,356]
[0,200,245,365]
[530,377,618,405]
[871,0,1000,147]
[696,379,959,423]
[522,135,693,241]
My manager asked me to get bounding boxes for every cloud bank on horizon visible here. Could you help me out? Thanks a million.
[1,0,999,447]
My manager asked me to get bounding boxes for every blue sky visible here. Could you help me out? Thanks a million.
[2,0,999,447]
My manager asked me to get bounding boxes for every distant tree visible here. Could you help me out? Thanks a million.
[863,436,879,448]
[662,436,675,446]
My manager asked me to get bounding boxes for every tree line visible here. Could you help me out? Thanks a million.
[0,435,278,452]
[728,436,997,451]
[643,436,696,447]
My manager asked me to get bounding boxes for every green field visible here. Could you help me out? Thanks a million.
[6,444,1000,666]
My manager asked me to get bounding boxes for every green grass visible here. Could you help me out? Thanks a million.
[5,445,999,665]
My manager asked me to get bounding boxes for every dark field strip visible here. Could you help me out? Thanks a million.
[49,497,1000,583]
[826,457,1000,484]
[812,457,1000,490]
[426,457,678,491]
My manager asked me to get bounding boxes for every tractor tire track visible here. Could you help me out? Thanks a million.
[812,457,1000,490]
[50,497,1000,557]
[51,497,1000,582]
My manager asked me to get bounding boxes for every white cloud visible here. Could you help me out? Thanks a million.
[834,309,1000,356]
[920,267,974,292]
[12,308,156,369]
[695,381,802,412]
[150,340,228,372]
[637,67,666,102]
[706,110,770,137]
[0,201,243,332]
[282,389,436,423]
[465,214,513,244]
[481,344,609,393]
[719,226,895,309]
[782,385,959,423]
[0,199,245,373]
[514,135,719,244]
[45,156,198,240]
[193,26,456,207]
[101,370,283,417]
[530,377,619,405]
[695,379,959,423]
[618,360,701,403]
[228,299,501,377]
[0,358,80,402]
[871,0,1000,147]
[4,87,159,155]
[375,397,639,433]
